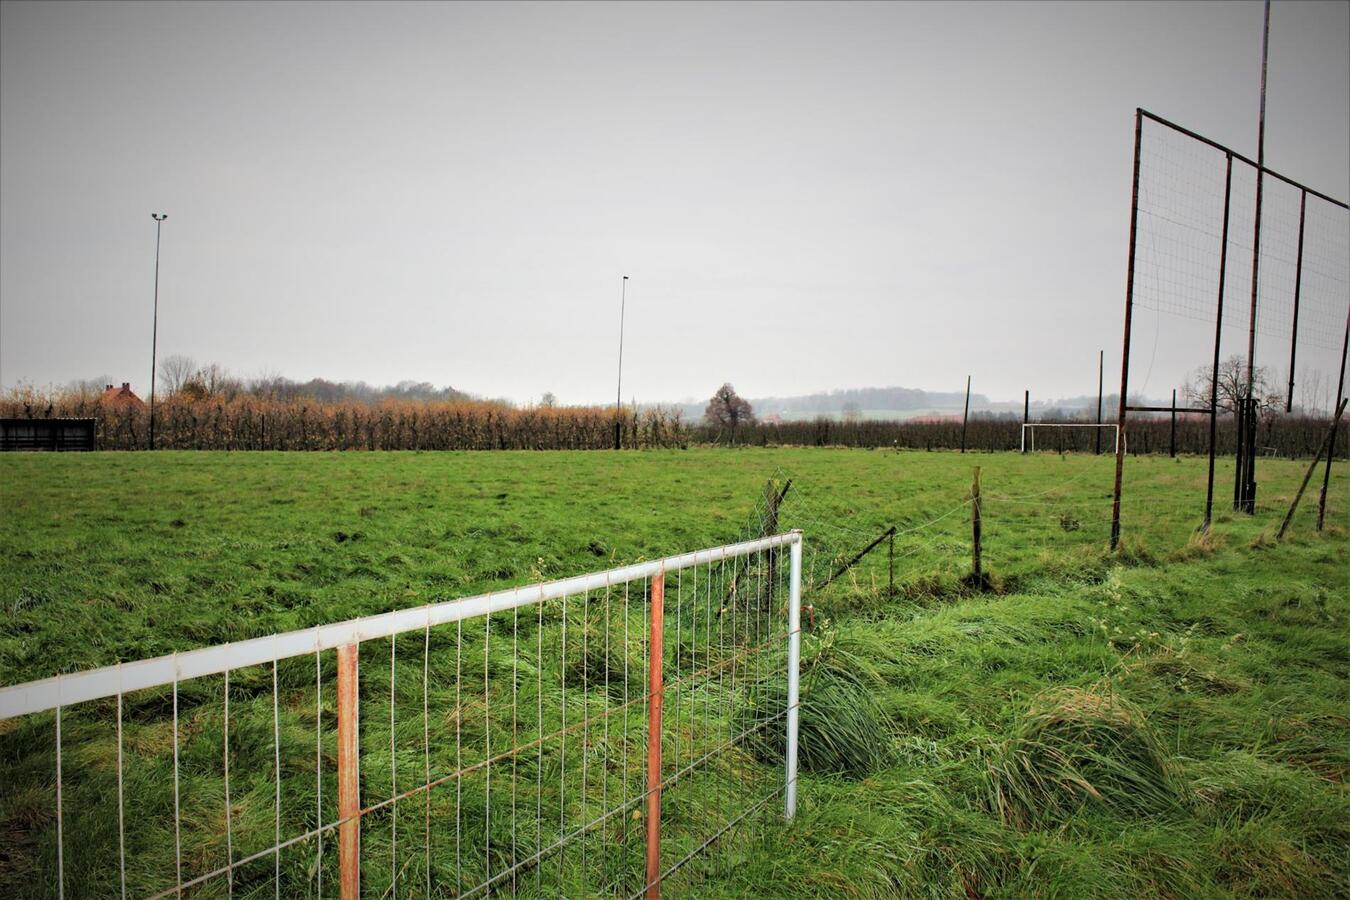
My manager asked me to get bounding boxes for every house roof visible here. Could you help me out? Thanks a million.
[101,383,146,408]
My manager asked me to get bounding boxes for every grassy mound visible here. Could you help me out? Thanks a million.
[737,634,894,779]
[987,685,1182,829]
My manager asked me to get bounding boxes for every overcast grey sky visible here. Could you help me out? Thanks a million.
[1,0,1347,406]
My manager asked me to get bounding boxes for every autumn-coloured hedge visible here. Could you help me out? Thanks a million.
[2,387,1344,457]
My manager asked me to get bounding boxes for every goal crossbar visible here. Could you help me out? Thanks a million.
[1021,422,1121,454]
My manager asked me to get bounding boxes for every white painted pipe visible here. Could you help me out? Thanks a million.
[784,537,803,820]
[1,531,803,720]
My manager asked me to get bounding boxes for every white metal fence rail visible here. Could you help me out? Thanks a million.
[0,531,803,899]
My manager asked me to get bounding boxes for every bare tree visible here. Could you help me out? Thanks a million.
[1296,369,1330,415]
[65,376,115,398]
[1184,355,1282,414]
[704,383,755,437]
[196,363,241,398]
[540,392,558,408]
[158,355,198,396]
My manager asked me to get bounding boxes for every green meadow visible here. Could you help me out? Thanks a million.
[1,449,1346,898]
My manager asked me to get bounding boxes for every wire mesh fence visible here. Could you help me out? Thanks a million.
[0,533,803,899]
[1130,110,1348,416]
[1114,107,1349,543]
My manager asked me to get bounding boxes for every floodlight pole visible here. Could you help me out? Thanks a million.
[1246,0,1270,397]
[1237,0,1271,513]
[149,213,168,451]
[615,275,628,450]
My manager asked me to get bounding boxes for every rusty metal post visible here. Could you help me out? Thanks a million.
[1111,109,1144,549]
[645,572,665,899]
[1279,398,1347,539]
[1286,190,1307,412]
[337,644,360,900]
[1204,154,1234,531]
[1317,303,1350,530]
[1170,389,1177,458]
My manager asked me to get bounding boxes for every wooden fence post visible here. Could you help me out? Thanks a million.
[763,479,791,611]
[645,572,665,899]
[888,529,895,596]
[961,375,971,453]
[337,644,360,900]
[971,467,983,582]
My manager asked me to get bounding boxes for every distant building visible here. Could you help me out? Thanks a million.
[0,418,96,451]
[100,382,146,409]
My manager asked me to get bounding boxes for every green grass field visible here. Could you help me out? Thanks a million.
[2,449,1347,898]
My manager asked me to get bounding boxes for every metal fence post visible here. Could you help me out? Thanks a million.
[645,571,665,899]
[1317,302,1350,530]
[784,535,802,820]
[1169,389,1177,458]
[1203,153,1234,531]
[337,644,360,900]
[1021,390,1029,453]
[1110,108,1144,550]
[971,467,983,581]
[960,375,971,453]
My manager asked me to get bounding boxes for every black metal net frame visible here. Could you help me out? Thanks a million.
[1110,107,1350,547]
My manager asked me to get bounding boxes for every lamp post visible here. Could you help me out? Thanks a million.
[615,275,628,450]
[149,213,167,450]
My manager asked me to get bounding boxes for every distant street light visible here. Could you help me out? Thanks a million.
[615,275,629,450]
[149,213,167,450]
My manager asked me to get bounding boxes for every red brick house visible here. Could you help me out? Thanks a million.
[100,383,146,409]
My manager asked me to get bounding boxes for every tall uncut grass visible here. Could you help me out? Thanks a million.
[1,449,1346,897]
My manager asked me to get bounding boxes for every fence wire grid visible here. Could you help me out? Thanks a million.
[0,533,803,899]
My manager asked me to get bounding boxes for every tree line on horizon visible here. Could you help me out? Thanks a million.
[3,375,1343,458]
[3,356,1342,455]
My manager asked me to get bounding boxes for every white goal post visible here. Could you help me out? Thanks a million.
[1021,422,1122,454]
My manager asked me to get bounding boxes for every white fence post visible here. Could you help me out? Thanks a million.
[785,534,802,820]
